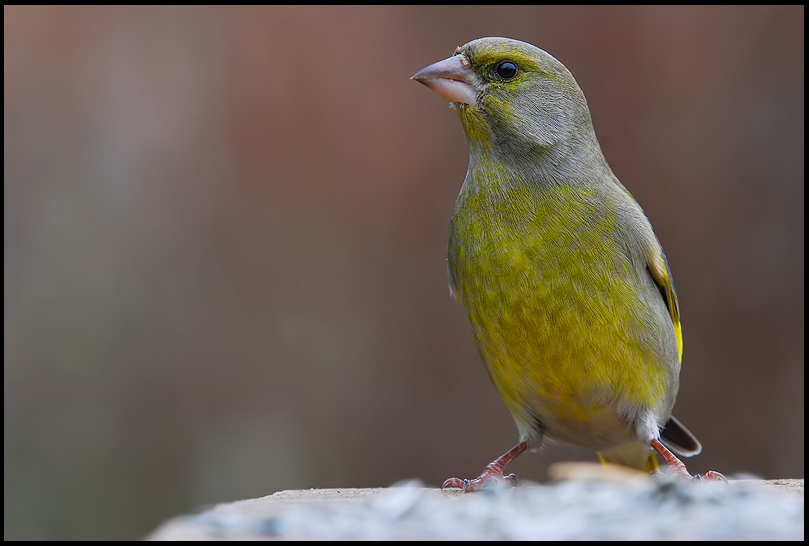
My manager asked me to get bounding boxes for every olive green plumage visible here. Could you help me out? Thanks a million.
[415,37,700,470]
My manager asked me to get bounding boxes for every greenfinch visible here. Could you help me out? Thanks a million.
[412,37,723,491]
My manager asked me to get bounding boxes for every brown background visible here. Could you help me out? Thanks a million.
[4,5,804,540]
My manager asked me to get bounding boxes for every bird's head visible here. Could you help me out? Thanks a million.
[413,37,601,176]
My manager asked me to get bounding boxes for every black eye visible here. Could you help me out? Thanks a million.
[494,60,518,80]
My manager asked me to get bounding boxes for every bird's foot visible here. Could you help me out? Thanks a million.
[693,470,727,481]
[442,466,518,492]
[441,441,528,493]
[653,467,727,482]
[651,439,727,481]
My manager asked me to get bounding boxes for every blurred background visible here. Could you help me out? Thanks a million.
[4,5,804,540]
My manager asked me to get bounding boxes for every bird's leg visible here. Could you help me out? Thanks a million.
[442,441,529,492]
[651,438,726,481]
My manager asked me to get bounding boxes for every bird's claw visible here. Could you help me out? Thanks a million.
[441,442,528,493]
[695,470,727,482]
[653,468,728,482]
[441,471,518,492]
[441,477,466,490]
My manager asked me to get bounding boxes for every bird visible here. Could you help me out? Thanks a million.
[411,37,724,491]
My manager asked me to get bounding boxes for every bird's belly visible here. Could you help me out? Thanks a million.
[466,293,654,448]
[451,217,670,449]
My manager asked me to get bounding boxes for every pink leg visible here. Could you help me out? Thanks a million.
[442,441,529,492]
[651,438,726,481]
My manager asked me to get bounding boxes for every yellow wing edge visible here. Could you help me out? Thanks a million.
[647,249,683,365]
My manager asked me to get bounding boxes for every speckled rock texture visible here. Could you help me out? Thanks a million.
[148,474,803,540]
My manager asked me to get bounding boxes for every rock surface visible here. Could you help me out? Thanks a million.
[147,473,804,540]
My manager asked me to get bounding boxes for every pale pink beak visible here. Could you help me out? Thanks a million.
[411,54,477,105]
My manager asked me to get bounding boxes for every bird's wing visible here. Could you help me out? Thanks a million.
[646,247,683,364]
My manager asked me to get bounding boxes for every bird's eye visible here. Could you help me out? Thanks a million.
[494,60,518,80]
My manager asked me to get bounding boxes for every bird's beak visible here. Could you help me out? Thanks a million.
[411,54,477,106]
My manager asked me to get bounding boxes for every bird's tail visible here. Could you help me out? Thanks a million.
[659,415,702,457]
